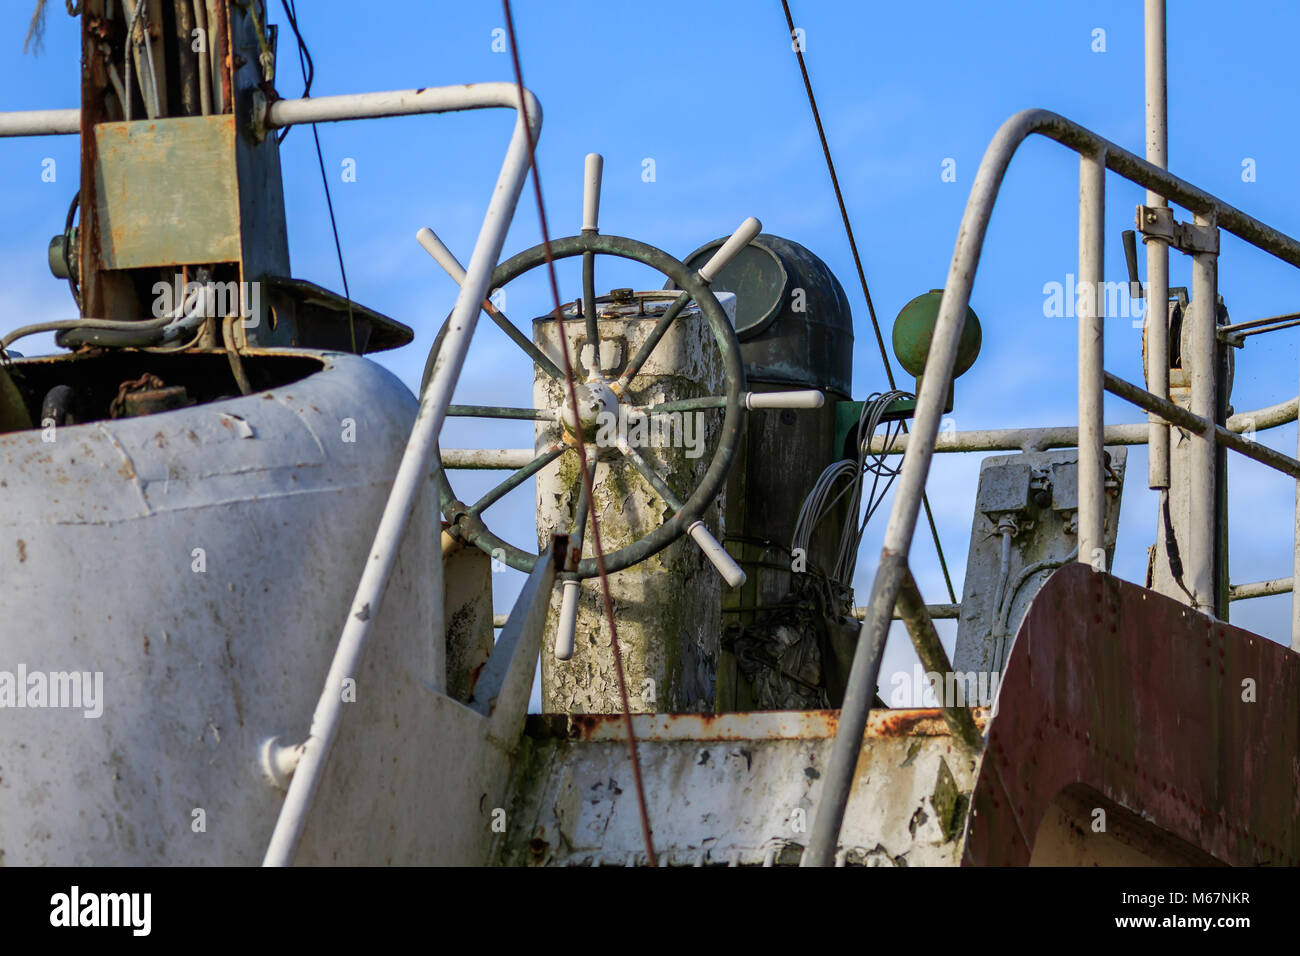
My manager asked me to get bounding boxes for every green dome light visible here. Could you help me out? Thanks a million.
[892,289,982,381]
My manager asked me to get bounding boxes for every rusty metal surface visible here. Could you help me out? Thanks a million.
[525,707,989,743]
[503,706,987,866]
[94,116,242,270]
[966,561,1300,865]
[896,569,984,750]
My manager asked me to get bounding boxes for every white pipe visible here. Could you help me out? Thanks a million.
[416,226,468,284]
[1145,0,1170,490]
[861,107,1300,576]
[1228,577,1292,601]
[0,109,79,137]
[260,82,542,868]
[582,153,602,233]
[746,390,824,410]
[864,396,1298,455]
[698,217,761,282]
[554,579,580,660]
[1189,212,1218,615]
[267,86,543,128]
[1077,150,1106,570]
[442,448,533,469]
[687,519,746,587]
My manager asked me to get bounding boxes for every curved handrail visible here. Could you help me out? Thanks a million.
[805,108,1300,867]
[259,83,542,867]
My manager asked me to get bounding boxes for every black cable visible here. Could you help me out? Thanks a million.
[1161,488,1197,604]
[64,189,81,312]
[280,0,356,354]
[779,0,956,603]
[277,0,313,144]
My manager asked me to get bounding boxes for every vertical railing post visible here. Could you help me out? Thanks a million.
[1189,211,1219,615]
[1078,150,1107,569]
[1293,386,1300,647]
[1144,0,1171,490]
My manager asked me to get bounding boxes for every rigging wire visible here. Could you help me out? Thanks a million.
[279,0,356,354]
[779,0,957,604]
[501,0,657,867]
[277,0,313,144]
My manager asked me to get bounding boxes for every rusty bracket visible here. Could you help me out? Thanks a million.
[895,568,985,752]
[1135,205,1219,256]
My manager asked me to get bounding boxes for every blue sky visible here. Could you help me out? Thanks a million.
[5,1,1299,698]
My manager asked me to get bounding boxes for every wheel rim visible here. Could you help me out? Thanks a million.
[428,232,746,577]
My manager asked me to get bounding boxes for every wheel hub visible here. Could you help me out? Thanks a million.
[560,381,619,442]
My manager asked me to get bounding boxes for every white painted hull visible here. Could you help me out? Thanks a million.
[0,350,446,864]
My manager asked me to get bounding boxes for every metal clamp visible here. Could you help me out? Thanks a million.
[1136,205,1219,256]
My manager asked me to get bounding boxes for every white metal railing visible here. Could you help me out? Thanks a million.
[257,84,541,866]
[805,106,1300,866]
[0,109,79,137]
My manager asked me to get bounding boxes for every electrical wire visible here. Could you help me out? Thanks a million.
[63,190,80,311]
[1160,488,1197,604]
[4,271,216,353]
[145,321,206,353]
[2,316,169,353]
[222,313,253,395]
[792,391,910,594]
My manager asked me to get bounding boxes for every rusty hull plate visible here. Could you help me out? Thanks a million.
[967,562,1299,865]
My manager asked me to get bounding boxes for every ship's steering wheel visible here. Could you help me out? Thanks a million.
[421,154,822,656]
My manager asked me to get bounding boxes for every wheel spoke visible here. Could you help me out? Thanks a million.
[582,251,600,360]
[617,438,745,587]
[447,404,557,421]
[468,442,568,516]
[634,389,825,415]
[568,470,592,566]
[484,300,565,380]
[637,396,726,415]
[617,437,685,512]
[613,290,694,393]
[555,444,595,661]
[417,226,564,379]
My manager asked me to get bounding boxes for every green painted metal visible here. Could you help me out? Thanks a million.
[446,404,552,420]
[832,396,917,460]
[467,443,568,517]
[672,234,854,394]
[891,289,982,380]
[645,395,726,414]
